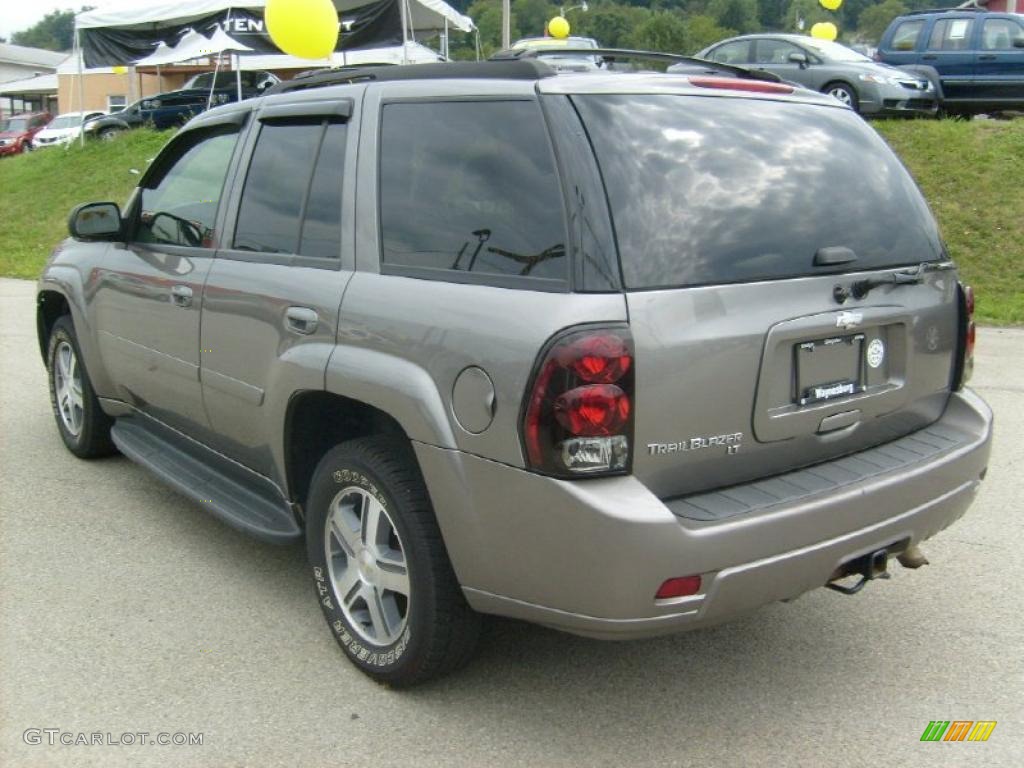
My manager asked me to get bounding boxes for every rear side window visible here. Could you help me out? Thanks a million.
[890,19,925,51]
[928,19,975,51]
[379,101,566,283]
[573,95,943,290]
[234,121,345,258]
[708,41,751,64]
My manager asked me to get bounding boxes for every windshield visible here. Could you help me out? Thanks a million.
[572,94,942,289]
[5,118,28,132]
[803,39,872,62]
[48,115,85,129]
[513,37,598,50]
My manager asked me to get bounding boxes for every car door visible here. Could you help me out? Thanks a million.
[90,113,246,435]
[975,16,1024,106]
[198,96,357,482]
[922,16,978,102]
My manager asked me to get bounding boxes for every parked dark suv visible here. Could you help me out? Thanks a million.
[38,59,992,686]
[878,7,1024,115]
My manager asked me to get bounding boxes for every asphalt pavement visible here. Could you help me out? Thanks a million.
[1,276,1022,767]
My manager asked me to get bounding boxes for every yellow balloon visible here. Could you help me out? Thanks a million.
[810,21,839,42]
[266,0,339,60]
[819,0,842,10]
[548,16,571,40]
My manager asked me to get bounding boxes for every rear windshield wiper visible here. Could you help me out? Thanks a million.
[850,261,955,300]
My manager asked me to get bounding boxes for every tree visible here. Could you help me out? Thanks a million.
[708,0,760,35]
[627,11,689,53]
[858,0,908,43]
[10,8,87,52]
[513,0,559,39]
[572,5,651,48]
[683,14,737,54]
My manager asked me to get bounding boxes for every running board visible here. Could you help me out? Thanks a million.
[111,418,301,544]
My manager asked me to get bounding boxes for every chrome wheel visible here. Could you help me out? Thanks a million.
[53,341,84,437]
[827,86,853,106]
[325,486,410,646]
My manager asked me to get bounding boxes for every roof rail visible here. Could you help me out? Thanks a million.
[901,5,987,14]
[490,46,782,83]
[264,60,557,96]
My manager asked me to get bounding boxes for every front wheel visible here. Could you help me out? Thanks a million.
[823,82,859,112]
[46,316,116,458]
[98,127,124,142]
[306,436,481,687]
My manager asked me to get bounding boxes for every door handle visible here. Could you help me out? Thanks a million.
[171,284,193,308]
[285,306,318,335]
[978,54,997,61]
[922,54,937,60]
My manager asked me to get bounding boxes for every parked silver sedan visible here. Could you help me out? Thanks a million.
[694,34,937,116]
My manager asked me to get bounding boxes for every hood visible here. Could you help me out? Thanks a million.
[0,130,28,140]
[845,60,927,81]
[35,127,80,139]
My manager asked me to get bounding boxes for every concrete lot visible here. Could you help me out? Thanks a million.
[1,276,1021,767]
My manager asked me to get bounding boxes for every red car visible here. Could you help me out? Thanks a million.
[0,112,52,157]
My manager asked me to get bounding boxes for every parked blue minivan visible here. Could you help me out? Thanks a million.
[877,8,1024,115]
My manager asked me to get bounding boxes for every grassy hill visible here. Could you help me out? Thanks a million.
[1,120,1020,324]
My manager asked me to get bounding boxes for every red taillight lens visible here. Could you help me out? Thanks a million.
[656,575,702,600]
[554,384,630,436]
[523,326,634,476]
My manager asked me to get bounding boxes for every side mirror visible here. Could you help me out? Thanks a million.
[1013,38,1024,49]
[788,52,809,67]
[68,202,122,240]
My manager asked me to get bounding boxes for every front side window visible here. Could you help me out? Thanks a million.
[891,20,925,51]
[753,39,804,65]
[928,19,975,51]
[135,129,239,248]
[981,18,1024,50]
[379,101,566,282]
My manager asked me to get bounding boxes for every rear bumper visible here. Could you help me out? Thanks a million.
[416,389,992,640]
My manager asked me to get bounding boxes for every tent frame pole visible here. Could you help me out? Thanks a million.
[76,28,86,148]
[399,0,410,64]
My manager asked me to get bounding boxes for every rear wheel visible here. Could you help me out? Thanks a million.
[306,436,481,687]
[98,127,124,142]
[823,82,859,112]
[46,316,116,458]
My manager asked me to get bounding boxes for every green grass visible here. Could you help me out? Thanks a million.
[1,121,1021,324]
[0,129,172,279]
[874,118,1024,326]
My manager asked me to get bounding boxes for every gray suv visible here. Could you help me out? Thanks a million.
[37,60,993,687]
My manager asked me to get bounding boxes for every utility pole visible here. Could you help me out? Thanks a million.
[502,0,510,49]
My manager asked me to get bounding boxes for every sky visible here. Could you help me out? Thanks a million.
[0,1,158,41]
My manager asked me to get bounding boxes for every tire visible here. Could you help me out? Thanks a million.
[306,436,481,687]
[823,82,859,112]
[46,316,116,458]
[98,127,123,142]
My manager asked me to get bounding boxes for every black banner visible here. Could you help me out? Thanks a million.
[81,1,404,68]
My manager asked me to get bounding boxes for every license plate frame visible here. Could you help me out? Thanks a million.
[795,333,866,406]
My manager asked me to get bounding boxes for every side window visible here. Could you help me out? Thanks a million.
[135,128,239,248]
[891,20,925,51]
[708,41,750,64]
[981,18,1024,50]
[379,101,566,282]
[299,123,346,259]
[928,19,975,51]
[754,40,803,65]
[233,120,345,259]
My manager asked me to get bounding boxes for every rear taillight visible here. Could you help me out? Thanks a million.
[688,76,793,95]
[953,282,975,390]
[522,326,634,477]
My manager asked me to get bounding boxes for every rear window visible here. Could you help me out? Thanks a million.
[572,94,943,290]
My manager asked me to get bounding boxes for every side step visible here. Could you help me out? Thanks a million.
[111,417,302,544]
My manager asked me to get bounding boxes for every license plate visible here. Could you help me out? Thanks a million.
[795,333,865,405]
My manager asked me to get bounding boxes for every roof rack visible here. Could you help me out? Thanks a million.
[490,47,783,83]
[263,60,557,96]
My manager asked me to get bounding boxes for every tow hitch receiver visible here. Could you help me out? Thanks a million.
[826,548,892,595]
